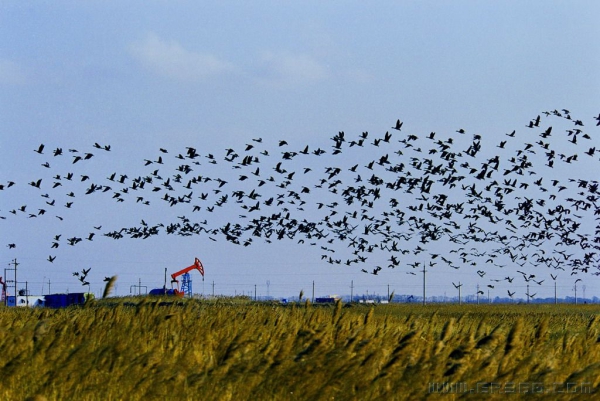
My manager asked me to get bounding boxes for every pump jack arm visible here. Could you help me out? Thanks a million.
[170,258,205,289]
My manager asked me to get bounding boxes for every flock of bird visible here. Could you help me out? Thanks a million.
[2,110,600,298]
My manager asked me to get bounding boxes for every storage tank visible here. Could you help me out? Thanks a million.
[149,288,182,296]
[44,293,87,308]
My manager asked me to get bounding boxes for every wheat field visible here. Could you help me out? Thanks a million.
[1,298,599,400]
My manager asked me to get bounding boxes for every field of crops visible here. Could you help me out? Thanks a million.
[1,298,599,400]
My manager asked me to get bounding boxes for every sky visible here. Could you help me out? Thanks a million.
[1,1,600,301]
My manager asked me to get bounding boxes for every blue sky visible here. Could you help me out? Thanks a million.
[1,1,599,300]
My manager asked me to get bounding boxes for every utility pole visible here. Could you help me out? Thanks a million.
[453,282,462,305]
[12,259,17,299]
[312,280,314,303]
[5,259,19,306]
[164,268,167,295]
[129,279,147,296]
[266,280,270,298]
[575,279,582,304]
[212,281,215,297]
[254,284,257,301]
[38,278,55,297]
[387,284,390,302]
[422,265,427,306]
[350,280,354,303]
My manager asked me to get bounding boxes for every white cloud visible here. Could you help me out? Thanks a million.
[0,59,26,85]
[129,34,335,89]
[129,33,235,82]
[257,51,328,88]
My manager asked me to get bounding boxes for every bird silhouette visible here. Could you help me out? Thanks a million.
[4,109,600,296]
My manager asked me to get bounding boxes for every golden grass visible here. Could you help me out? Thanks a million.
[0,299,599,400]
